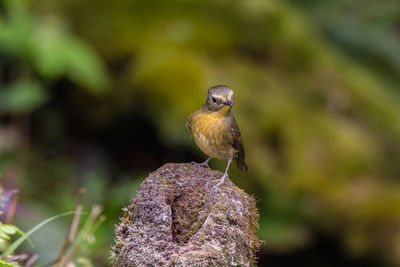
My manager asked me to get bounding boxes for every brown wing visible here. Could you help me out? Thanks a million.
[231,115,248,172]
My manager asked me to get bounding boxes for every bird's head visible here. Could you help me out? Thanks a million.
[205,85,234,112]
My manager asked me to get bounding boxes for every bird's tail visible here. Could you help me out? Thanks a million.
[236,155,248,172]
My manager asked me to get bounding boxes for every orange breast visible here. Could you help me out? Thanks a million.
[188,110,236,159]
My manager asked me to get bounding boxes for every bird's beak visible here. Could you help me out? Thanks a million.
[223,100,233,107]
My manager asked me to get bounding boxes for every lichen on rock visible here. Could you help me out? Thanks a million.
[112,163,260,266]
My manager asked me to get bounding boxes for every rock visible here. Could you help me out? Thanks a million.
[112,163,260,266]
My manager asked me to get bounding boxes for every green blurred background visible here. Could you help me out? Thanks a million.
[1,0,400,266]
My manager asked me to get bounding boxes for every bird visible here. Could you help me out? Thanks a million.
[187,85,248,188]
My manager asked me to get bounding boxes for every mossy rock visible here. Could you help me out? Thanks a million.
[112,163,260,266]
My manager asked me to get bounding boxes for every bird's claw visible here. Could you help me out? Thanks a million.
[191,160,210,170]
[212,173,227,190]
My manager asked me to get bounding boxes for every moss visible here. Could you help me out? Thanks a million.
[112,163,260,266]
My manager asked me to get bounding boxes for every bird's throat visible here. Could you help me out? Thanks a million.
[216,105,231,117]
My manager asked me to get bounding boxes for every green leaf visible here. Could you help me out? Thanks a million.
[0,223,22,244]
[0,223,30,251]
[0,225,18,236]
[31,25,109,92]
[2,211,75,256]
[0,232,10,241]
[0,0,108,93]
[0,259,20,267]
[0,81,48,114]
[0,0,33,59]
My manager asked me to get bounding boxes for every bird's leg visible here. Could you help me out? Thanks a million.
[200,157,211,168]
[191,157,211,169]
[212,158,232,190]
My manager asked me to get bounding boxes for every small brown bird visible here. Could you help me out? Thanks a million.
[187,85,248,188]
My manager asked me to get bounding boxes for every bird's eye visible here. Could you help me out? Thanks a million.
[211,97,217,103]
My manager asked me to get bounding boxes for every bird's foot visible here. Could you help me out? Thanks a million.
[191,161,207,170]
[212,173,228,190]
[191,158,210,170]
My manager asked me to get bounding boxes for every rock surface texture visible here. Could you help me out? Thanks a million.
[112,163,260,266]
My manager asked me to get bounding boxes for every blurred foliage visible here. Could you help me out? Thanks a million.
[290,0,400,91]
[0,184,105,266]
[0,0,108,114]
[0,0,400,266]
[0,223,23,250]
